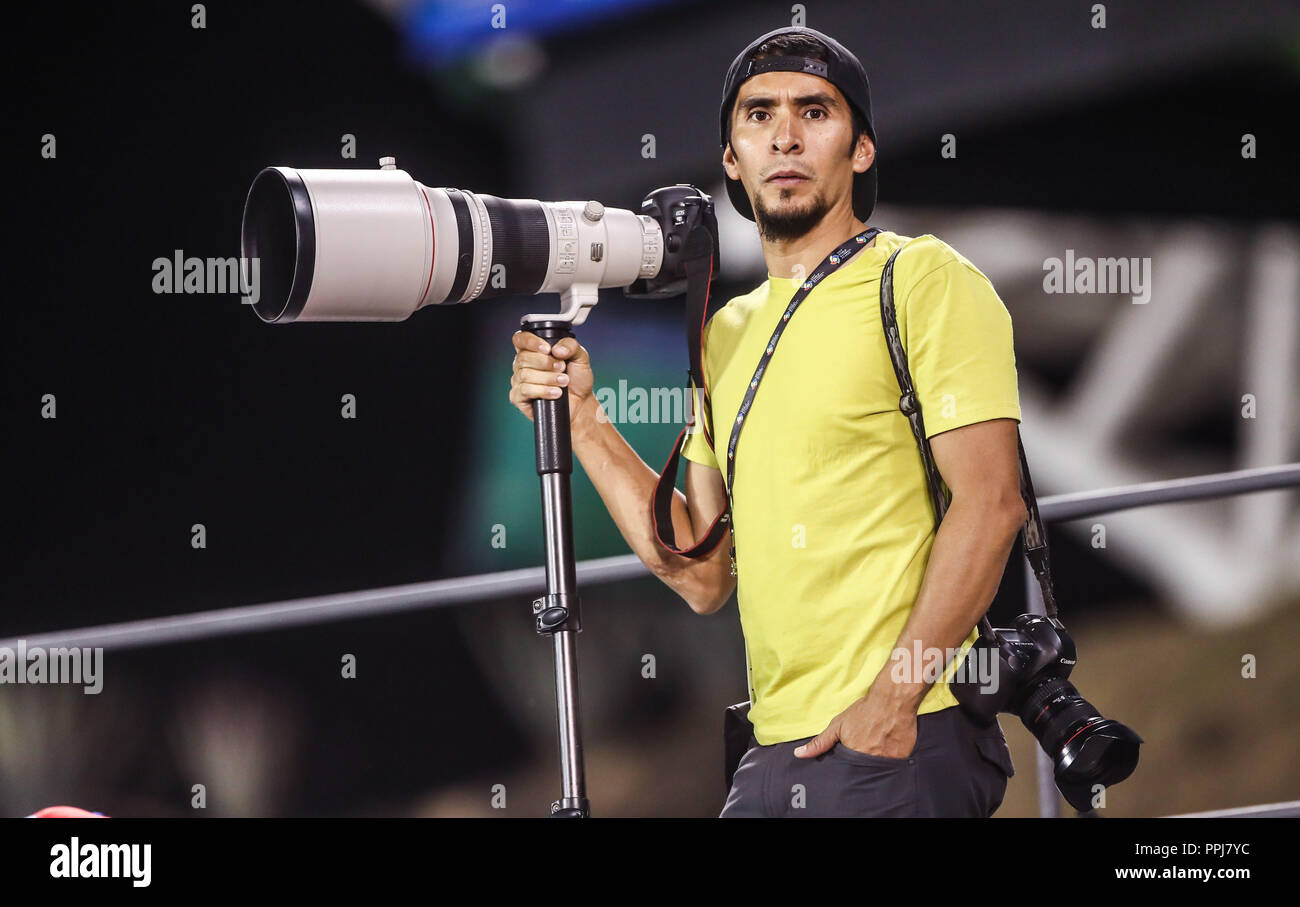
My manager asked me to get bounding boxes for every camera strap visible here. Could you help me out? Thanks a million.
[651,227,882,574]
[878,244,1059,620]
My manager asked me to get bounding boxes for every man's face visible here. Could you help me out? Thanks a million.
[723,70,874,241]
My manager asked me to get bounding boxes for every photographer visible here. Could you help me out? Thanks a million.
[509,26,1025,818]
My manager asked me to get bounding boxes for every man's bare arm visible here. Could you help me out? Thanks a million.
[508,329,735,614]
[573,412,737,614]
[877,417,1028,712]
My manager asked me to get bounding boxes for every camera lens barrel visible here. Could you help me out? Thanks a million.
[239,165,663,323]
[1017,674,1143,808]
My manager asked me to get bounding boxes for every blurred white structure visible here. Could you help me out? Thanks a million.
[719,190,1300,627]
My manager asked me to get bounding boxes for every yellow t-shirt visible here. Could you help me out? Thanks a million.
[682,230,1021,745]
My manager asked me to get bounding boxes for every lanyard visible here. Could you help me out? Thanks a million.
[722,227,882,575]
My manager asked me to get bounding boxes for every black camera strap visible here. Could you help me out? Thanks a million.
[648,252,728,559]
[878,245,1058,621]
[651,227,882,574]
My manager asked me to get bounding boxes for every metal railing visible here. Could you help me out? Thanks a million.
[4,462,1298,817]
[1166,799,1300,818]
[1021,463,1300,818]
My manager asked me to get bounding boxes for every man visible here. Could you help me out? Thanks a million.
[509,26,1022,817]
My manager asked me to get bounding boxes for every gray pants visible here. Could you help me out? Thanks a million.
[720,705,1016,817]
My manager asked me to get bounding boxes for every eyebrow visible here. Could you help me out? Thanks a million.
[737,92,840,115]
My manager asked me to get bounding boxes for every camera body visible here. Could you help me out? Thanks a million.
[625,184,719,299]
[951,613,1142,811]
[951,613,1076,723]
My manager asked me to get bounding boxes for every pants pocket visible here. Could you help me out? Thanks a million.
[828,740,915,767]
[809,754,918,817]
[974,734,1015,777]
[972,734,1015,816]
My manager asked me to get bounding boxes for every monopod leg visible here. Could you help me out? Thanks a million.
[521,318,589,818]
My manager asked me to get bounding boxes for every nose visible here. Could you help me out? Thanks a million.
[770,111,802,154]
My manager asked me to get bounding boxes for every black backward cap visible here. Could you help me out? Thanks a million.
[719,26,877,222]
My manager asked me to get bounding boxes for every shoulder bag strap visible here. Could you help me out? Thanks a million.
[878,245,1059,621]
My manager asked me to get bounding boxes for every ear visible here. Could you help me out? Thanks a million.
[722,142,742,182]
[853,134,875,175]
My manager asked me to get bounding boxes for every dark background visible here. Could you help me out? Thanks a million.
[2,0,1297,816]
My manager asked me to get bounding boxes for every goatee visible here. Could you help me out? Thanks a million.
[754,186,834,242]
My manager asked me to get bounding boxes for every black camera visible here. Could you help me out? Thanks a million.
[624,184,719,299]
[951,613,1143,812]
